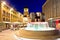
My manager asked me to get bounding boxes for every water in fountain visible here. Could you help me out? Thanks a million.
[25,22,55,31]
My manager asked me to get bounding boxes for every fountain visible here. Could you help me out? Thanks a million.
[18,22,60,39]
[25,22,55,31]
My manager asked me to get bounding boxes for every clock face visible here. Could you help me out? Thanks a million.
[24,8,28,12]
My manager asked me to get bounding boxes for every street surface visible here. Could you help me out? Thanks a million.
[0,29,16,40]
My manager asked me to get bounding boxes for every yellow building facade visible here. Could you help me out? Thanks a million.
[0,1,11,30]
[1,1,10,22]
[10,8,19,22]
[18,12,23,22]
[0,1,1,22]
[1,1,22,23]
[0,1,23,30]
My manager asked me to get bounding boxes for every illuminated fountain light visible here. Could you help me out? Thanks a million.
[25,27,55,31]
[25,22,55,31]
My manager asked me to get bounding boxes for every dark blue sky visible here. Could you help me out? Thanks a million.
[6,0,46,13]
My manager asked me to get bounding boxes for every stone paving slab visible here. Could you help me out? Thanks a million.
[0,30,16,40]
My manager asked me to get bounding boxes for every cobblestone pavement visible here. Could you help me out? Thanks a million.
[0,29,16,40]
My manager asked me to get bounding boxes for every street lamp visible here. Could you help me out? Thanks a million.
[10,8,14,14]
[1,1,6,8]
[1,1,6,5]
[10,8,14,11]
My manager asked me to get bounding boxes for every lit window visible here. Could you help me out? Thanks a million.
[3,18,5,21]
[3,10,5,14]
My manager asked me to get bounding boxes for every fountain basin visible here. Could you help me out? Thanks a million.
[19,28,60,39]
[17,22,60,39]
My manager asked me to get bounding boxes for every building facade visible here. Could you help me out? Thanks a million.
[1,1,11,22]
[0,1,22,30]
[24,8,29,17]
[17,12,23,22]
[10,8,19,22]
[0,1,1,22]
[42,0,60,21]
[0,1,11,30]
[1,1,22,22]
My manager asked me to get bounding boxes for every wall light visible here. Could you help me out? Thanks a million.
[2,1,6,5]
[10,8,14,11]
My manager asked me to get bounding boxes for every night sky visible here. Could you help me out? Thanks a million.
[6,0,46,13]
